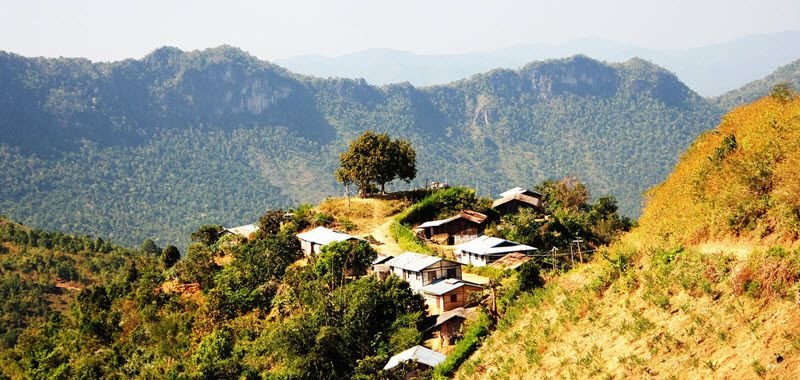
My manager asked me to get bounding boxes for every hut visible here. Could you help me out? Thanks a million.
[454,236,537,267]
[296,226,362,256]
[492,187,544,214]
[434,307,474,345]
[421,278,482,315]
[383,345,446,372]
[416,210,487,245]
[384,252,462,292]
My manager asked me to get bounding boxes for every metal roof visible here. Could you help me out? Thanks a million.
[222,224,259,238]
[435,307,473,326]
[372,254,393,265]
[383,345,447,370]
[489,252,533,270]
[384,252,442,272]
[499,187,543,198]
[421,278,481,296]
[492,193,542,209]
[296,226,360,245]
[455,235,537,257]
[418,210,487,228]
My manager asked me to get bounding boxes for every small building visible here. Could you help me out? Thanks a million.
[384,252,462,292]
[371,254,393,280]
[416,210,487,245]
[218,224,260,239]
[454,236,538,267]
[421,278,483,315]
[489,252,534,270]
[493,187,543,214]
[435,307,474,345]
[383,345,447,371]
[296,226,362,256]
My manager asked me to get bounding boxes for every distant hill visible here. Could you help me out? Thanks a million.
[276,31,800,96]
[0,47,721,247]
[715,58,800,110]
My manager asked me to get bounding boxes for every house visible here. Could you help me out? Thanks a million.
[454,236,538,267]
[421,278,482,315]
[383,345,447,371]
[434,307,474,345]
[489,252,534,270]
[492,187,543,214]
[296,226,362,256]
[218,224,259,239]
[384,252,462,292]
[371,254,393,280]
[416,210,487,245]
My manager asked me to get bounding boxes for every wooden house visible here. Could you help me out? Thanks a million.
[416,210,487,245]
[421,278,482,315]
[296,226,362,256]
[454,235,537,267]
[384,252,462,292]
[434,307,474,345]
[492,187,544,214]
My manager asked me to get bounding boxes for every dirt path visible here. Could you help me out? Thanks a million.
[371,219,405,256]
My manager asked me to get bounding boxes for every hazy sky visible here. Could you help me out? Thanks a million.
[1,0,798,61]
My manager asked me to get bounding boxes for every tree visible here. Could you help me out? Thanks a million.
[770,82,797,103]
[256,209,285,237]
[191,224,223,246]
[161,245,181,269]
[178,243,219,289]
[517,261,544,291]
[315,240,377,289]
[140,239,161,256]
[335,131,416,197]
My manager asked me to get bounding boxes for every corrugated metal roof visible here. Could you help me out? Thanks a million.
[372,254,393,265]
[455,235,537,257]
[384,252,442,272]
[296,226,360,245]
[422,278,482,296]
[222,224,259,238]
[489,252,533,269]
[499,187,543,198]
[383,346,447,370]
[492,193,542,209]
[418,210,487,228]
[435,307,473,326]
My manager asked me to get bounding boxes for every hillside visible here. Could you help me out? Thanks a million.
[456,94,800,378]
[0,46,722,247]
[716,58,800,110]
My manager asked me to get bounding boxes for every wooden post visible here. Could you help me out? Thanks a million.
[570,244,574,266]
[551,247,556,272]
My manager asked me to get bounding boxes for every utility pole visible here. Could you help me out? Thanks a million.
[550,247,557,272]
[573,238,584,262]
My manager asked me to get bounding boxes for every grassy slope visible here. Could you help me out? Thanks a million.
[457,95,800,379]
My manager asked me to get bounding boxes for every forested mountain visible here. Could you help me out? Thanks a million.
[276,31,800,96]
[0,46,722,247]
[715,58,800,110]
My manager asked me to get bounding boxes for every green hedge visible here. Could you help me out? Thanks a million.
[396,187,488,226]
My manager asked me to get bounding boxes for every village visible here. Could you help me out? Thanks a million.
[217,185,552,373]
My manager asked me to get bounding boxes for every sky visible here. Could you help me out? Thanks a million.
[1,0,799,62]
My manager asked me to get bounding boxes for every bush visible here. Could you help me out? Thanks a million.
[397,187,488,226]
[390,221,436,255]
[517,261,544,291]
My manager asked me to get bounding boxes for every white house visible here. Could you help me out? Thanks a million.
[384,252,461,292]
[296,226,362,256]
[454,235,537,267]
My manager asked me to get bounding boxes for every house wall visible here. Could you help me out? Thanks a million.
[300,240,323,256]
[389,260,462,292]
[495,199,538,215]
[455,250,490,267]
[427,219,483,245]
[424,285,482,315]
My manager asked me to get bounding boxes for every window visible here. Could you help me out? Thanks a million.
[446,268,457,278]
[450,294,458,302]
[427,271,436,283]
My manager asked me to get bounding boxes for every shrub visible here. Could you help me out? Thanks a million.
[397,187,488,226]
[518,261,544,291]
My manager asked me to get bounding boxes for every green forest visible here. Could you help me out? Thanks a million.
[0,47,728,248]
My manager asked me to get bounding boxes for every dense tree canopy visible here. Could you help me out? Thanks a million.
[336,131,417,196]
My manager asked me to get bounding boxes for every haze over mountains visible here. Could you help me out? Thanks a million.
[1,44,799,248]
[275,31,800,97]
